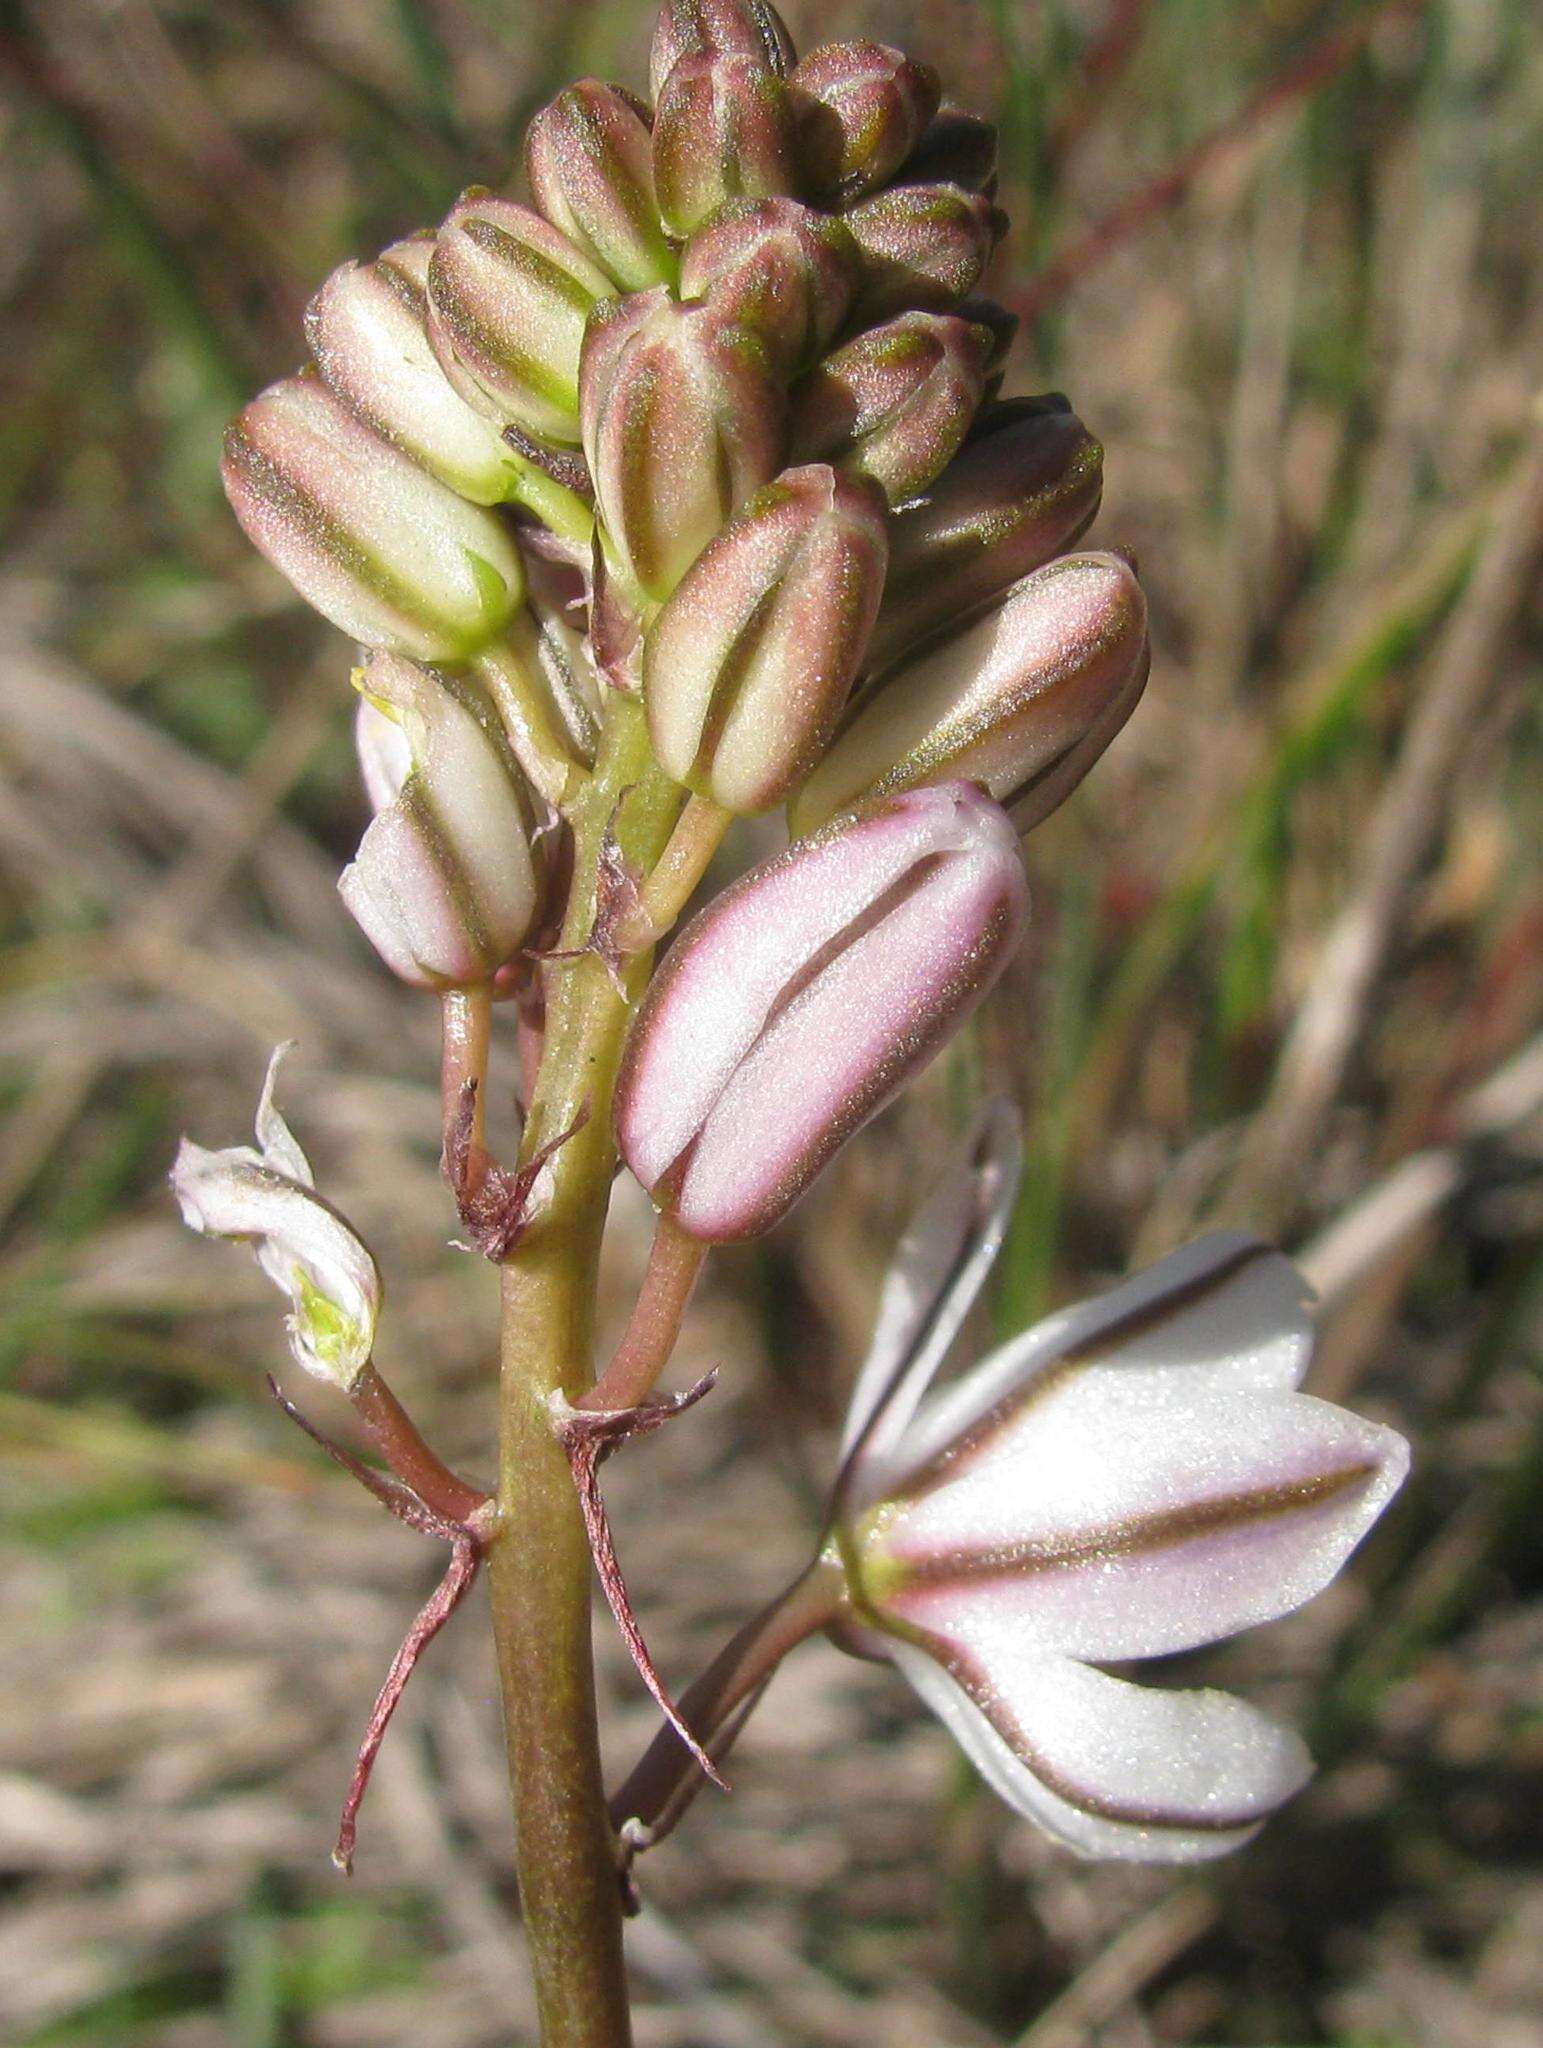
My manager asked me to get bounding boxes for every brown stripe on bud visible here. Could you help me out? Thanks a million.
[653,53,798,239]
[789,39,940,202]
[845,180,1005,323]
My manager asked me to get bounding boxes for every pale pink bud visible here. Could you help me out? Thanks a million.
[867,395,1103,672]
[580,291,784,603]
[788,39,940,201]
[652,54,797,239]
[789,309,995,505]
[678,197,858,374]
[340,653,540,989]
[171,1046,381,1392]
[649,0,796,101]
[792,551,1148,837]
[643,463,887,812]
[221,377,524,661]
[304,238,521,505]
[615,782,1027,1241]
[845,180,1004,323]
[426,191,612,445]
[525,81,675,293]
[830,1166,1408,1862]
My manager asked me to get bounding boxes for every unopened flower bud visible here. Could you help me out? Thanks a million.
[649,0,795,100]
[340,653,540,988]
[427,191,611,444]
[615,781,1027,1241]
[525,81,675,293]
[679,198,857,373]
[845,181,1003,322]
[903,101,999,194]
[789,40,940,201]
[790,310,995,505]
[644,463,887,812]
[305,237,523,506]
[791,551,1148,838]
[172,1047,381,1392]
[868,395,1104,671]
[581,291,783,604]
[653,54,797,239]
[221,377,524,661]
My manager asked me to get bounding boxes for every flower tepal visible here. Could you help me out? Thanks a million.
[826,1118,1410,1862]
[171,1047,381,1392]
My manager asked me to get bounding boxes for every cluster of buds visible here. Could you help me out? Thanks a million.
[192,0,1404,1919]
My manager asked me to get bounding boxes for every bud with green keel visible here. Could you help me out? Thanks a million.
[791,309,995,505]
[679,198,857,375]
[791,550,1149,838]
[644,463,887,814]
[221,376,524,661]
[845,180,1003,322]
[649,0,795,99]
[789,39,940,201]
[580,290,783,606]
[652,53,797,239]
[426,191,611,446]
[341,652,542,989]
[615,781,1027,1243]
[867,395,1104,672]
[525,80,675,293]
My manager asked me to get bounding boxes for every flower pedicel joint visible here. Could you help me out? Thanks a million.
[183,1,1407,2035]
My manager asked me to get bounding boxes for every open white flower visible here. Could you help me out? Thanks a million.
[171,1046,381,1392]
[828,1107,1409,1863]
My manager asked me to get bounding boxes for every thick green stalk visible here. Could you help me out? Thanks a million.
[484,699,680,2047]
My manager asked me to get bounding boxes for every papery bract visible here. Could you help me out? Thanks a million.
[340,653,540,989]
[823,1120,1409,1863]
[614,781,1028,1241]
[792,550,1149,837]
[171,1047,381,1392]
[867,395,1103,673]
[643,462,888,812]
[789,39,940,201]
[526,81,675,293]
[221,377,524,661]
[790,309,996,506]
[427,191,611,445]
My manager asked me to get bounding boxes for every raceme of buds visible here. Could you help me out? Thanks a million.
[614,782,1028,1241]
[340,653,540,989]
[792,551,1149,838]
[828,1127,1408,1861]
[305,238,526,506]
[221,377,524,662]
[643,464,888,812]
[652,54,796,239]
[427,192,612,445]
[171,1046,381,1393]
[790,310,996,506]
[525,81,675,294]
[679,198,857,374]
[903,102,999,194]
[789,40,940,202]
[868,395,1104,673]
[844,181,1003,322]
[581,291,783,604]
[649,0,795,101]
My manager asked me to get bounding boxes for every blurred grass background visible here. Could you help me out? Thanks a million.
[1,1,1540,2043]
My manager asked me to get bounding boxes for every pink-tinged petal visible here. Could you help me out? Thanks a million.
[354,696,413,815]
[836,1099,1022,1487]
[615,782,1028,1241]
[888,1642,1310,1862]
[887,1232,1315,1491]
[877,1385,1408,1661]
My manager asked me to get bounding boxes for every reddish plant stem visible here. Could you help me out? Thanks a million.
[351,1362,486,1527]
[584,1212,708,1415]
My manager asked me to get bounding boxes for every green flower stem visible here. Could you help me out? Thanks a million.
[484,697,680,2048]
